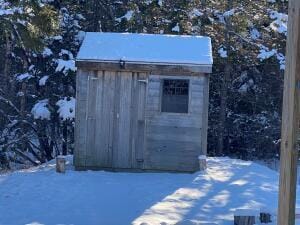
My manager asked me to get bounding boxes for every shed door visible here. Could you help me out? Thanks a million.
[86,71,147,169]
[112,72,147,169]
[132,73,147,169]
[90,71,116,168]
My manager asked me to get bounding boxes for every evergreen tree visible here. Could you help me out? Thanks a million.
[0,0,289,170]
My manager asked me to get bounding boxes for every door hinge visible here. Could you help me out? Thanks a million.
[138,79,148,84]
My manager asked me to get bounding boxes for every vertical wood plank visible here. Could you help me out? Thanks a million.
[113,71,132,168]
[106,71,116,167]
[94,71,103,167]
[74,69,89,168]
[190,76,204,114]
[93,70,116,168]
[130,72,138,169]
[112,71,121,168]
[136,72,147,169]
[85,71,98,167]
[278,1,300,225]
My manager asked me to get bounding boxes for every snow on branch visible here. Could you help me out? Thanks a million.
[116,10,134,22]
[189,9,203,19]
[257,48,277,61]
[213,7,241,24]
[31,99,51,120]
[59,49,74,60]
[16,73,33,82]
[172,23,180,32]
[39,76,49,86]
[0,0,23,16]
[56,97,75,121]
[218,47,228,58]
[269,10,288,36]
[257,46,286,70]
[55,59,76,74]
[42,47,53,58]
[226,30,286,70]
[250,28,260,40]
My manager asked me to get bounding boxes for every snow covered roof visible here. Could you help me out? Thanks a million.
[77,32,213,67]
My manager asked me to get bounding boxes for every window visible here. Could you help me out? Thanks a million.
[161,79,189,113]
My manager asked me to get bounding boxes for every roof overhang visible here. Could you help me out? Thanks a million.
[76,59,212,75]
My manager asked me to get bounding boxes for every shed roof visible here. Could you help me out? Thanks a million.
[77,32,213,67]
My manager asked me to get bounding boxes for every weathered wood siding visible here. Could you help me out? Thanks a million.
[144,74,208,172]
[74,69,209,172]
[74,69,89,167]
[74,70,147,170]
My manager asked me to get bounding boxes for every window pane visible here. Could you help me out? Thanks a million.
[161,79,189,113]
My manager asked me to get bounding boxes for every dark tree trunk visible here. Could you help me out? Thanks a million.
[62,122,68,155]
[216,0,233,156]
[200,0,207,35]
[3,32,12,96]
[93,0,102,32]
[37,122,53,161]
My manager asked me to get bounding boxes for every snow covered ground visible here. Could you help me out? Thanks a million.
[0,157,299,225]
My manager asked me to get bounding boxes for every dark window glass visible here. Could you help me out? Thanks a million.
[161,79,189,113]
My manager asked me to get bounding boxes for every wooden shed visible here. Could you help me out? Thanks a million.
[74,32,213,172]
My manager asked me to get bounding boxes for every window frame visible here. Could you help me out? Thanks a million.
[160,78,191,114]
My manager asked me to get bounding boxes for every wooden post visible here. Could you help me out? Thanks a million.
[277,1,300,225]
[234,215,256,225]
[260,212,272,223]
[234,209,258,225]
[56,156,66,173]
[198,155,207,171]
